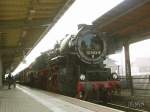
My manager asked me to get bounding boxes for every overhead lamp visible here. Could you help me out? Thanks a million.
[22,31,27,37]
[28,9,36,20]
[30,9,36,14]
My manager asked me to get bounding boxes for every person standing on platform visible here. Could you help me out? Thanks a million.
[8,73,12,89]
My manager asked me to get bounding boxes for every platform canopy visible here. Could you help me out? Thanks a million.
[93,0,150,45]
[0,0,74,73]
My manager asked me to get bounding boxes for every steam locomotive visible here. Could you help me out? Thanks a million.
[18,24,120,101]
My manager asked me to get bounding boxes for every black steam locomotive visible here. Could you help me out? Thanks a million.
[18,24,120,101]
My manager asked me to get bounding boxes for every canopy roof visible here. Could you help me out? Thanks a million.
[0,0,74,72]
[93,0,150,44]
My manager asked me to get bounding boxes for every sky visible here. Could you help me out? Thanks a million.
[12,0,125,75]
[130,39,150,60]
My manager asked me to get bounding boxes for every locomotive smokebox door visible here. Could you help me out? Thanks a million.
[75,25,107,64]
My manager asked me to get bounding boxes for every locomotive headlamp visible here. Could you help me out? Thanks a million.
[112,72,118,80]
[80,74,85,81]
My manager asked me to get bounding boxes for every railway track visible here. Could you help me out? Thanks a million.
[105,102,148,112]
[90,100,148,112]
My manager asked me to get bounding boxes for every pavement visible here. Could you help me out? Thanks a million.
[0,84,123,112]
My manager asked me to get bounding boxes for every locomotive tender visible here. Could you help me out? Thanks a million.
[18,24,120,101]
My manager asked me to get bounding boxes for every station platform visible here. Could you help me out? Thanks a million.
[0,85,122,112]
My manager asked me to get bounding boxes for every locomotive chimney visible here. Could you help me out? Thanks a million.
[78,24,87,30]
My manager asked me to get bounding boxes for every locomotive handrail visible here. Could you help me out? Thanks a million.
[120,77,150,79]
